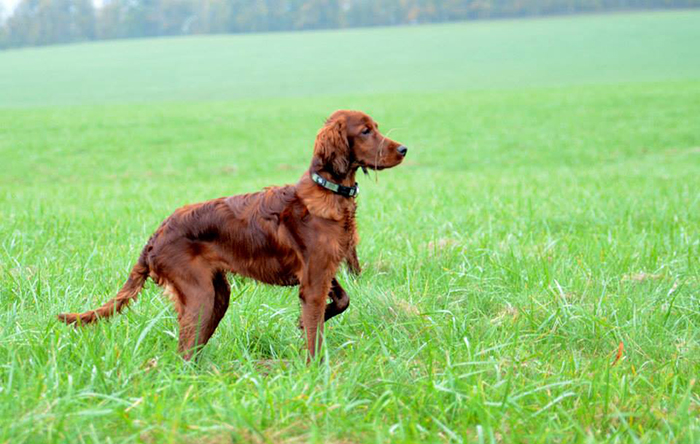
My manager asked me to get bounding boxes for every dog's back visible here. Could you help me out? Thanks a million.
[146,186,303,287]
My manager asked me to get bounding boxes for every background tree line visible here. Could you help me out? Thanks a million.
[1,0,698,49]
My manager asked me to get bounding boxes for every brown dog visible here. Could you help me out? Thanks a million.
[57,110,407,360]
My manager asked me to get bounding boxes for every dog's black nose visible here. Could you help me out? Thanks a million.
[397,145,408,157]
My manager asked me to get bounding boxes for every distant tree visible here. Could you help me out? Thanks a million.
[159,0,196,34]
[74,0,97,40]
[96,0,128,39]
[190,0,233,33]
[1,0,96,47]
[0,8,7,48]
[1,0,699,49]
[123,0,161,37]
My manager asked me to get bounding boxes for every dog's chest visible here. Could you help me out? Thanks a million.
[340,207,358,247]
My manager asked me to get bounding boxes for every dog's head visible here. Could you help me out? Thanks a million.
[312,110,407,178]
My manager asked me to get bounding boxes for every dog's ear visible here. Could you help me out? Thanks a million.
[312,118,349,177]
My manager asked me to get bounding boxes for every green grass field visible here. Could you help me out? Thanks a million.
[1,9,700,444]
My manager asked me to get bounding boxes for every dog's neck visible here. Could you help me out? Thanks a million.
[297,166,359,221]
[313,167,357,189]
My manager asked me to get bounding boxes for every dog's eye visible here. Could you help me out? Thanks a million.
[361,127,372,135]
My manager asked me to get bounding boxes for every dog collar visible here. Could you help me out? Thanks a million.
[310,172,359,198]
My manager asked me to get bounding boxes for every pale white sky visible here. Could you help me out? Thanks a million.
[1,0,20,14]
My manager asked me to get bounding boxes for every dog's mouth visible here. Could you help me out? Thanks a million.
[363,164,389,172]
[360,145,405,171]
[365,157,403,171]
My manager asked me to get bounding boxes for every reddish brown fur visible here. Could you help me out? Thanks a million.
[57,110,407,361]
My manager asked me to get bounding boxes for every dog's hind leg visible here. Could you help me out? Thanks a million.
[169,269,228,361]
[209,271,231,340]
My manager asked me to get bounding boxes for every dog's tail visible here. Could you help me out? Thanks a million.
[57,246,150,325]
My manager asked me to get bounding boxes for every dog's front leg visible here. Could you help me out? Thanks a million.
[325,278,349,322]
[299,264,333,361]
[346,247,361,275]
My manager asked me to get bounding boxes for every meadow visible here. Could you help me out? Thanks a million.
[1,10,700,444]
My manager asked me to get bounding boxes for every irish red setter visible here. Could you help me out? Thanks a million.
[58,110,407,360]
